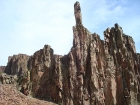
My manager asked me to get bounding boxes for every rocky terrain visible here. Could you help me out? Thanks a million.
[0,84,57,105]
[0,1,140,105]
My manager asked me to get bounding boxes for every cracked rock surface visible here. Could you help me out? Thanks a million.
[0,1,140,105]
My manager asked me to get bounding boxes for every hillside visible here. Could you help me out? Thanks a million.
[0,84,57,105]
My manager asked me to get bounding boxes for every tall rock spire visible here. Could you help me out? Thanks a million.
[74,1,82,25]
[1,1,140,105]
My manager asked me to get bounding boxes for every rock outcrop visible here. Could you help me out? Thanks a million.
[1,1,140,105]
[0,66,5,83]
[4,54,31,75]
[1,73,17,84]
[0,66,5,73]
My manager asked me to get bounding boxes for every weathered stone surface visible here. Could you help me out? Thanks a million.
[0,66,5,73]
[0,66,5,84]
[1,1,140,105]
[2,54,32,95]
[4,54,30,75]
[1,73,17,84]
[74,1,82,25]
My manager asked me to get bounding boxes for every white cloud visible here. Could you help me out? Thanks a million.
[82,0,126,26]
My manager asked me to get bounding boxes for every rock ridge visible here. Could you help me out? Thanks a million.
[1,1,140,105]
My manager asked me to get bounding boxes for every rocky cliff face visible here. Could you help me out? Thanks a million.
[0,66,5,73]
[1,1,140,105]
[0,66,5,83]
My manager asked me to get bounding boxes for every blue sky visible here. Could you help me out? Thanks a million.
[0,0,140,65]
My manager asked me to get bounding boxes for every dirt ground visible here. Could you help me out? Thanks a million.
[0,84,57,105]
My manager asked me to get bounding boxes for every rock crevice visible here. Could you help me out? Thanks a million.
[1,1,140,105]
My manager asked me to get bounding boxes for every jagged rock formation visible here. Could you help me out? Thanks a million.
[1,73,17,84]
[0,66,5,83]
[4,54,31,75]
[1,1,140,105]
[0,66,5,73]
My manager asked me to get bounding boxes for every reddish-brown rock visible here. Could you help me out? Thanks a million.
[1,1,140,105]
[0,66,5,73]
[0,66,5,83]
[0,84,57,105]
